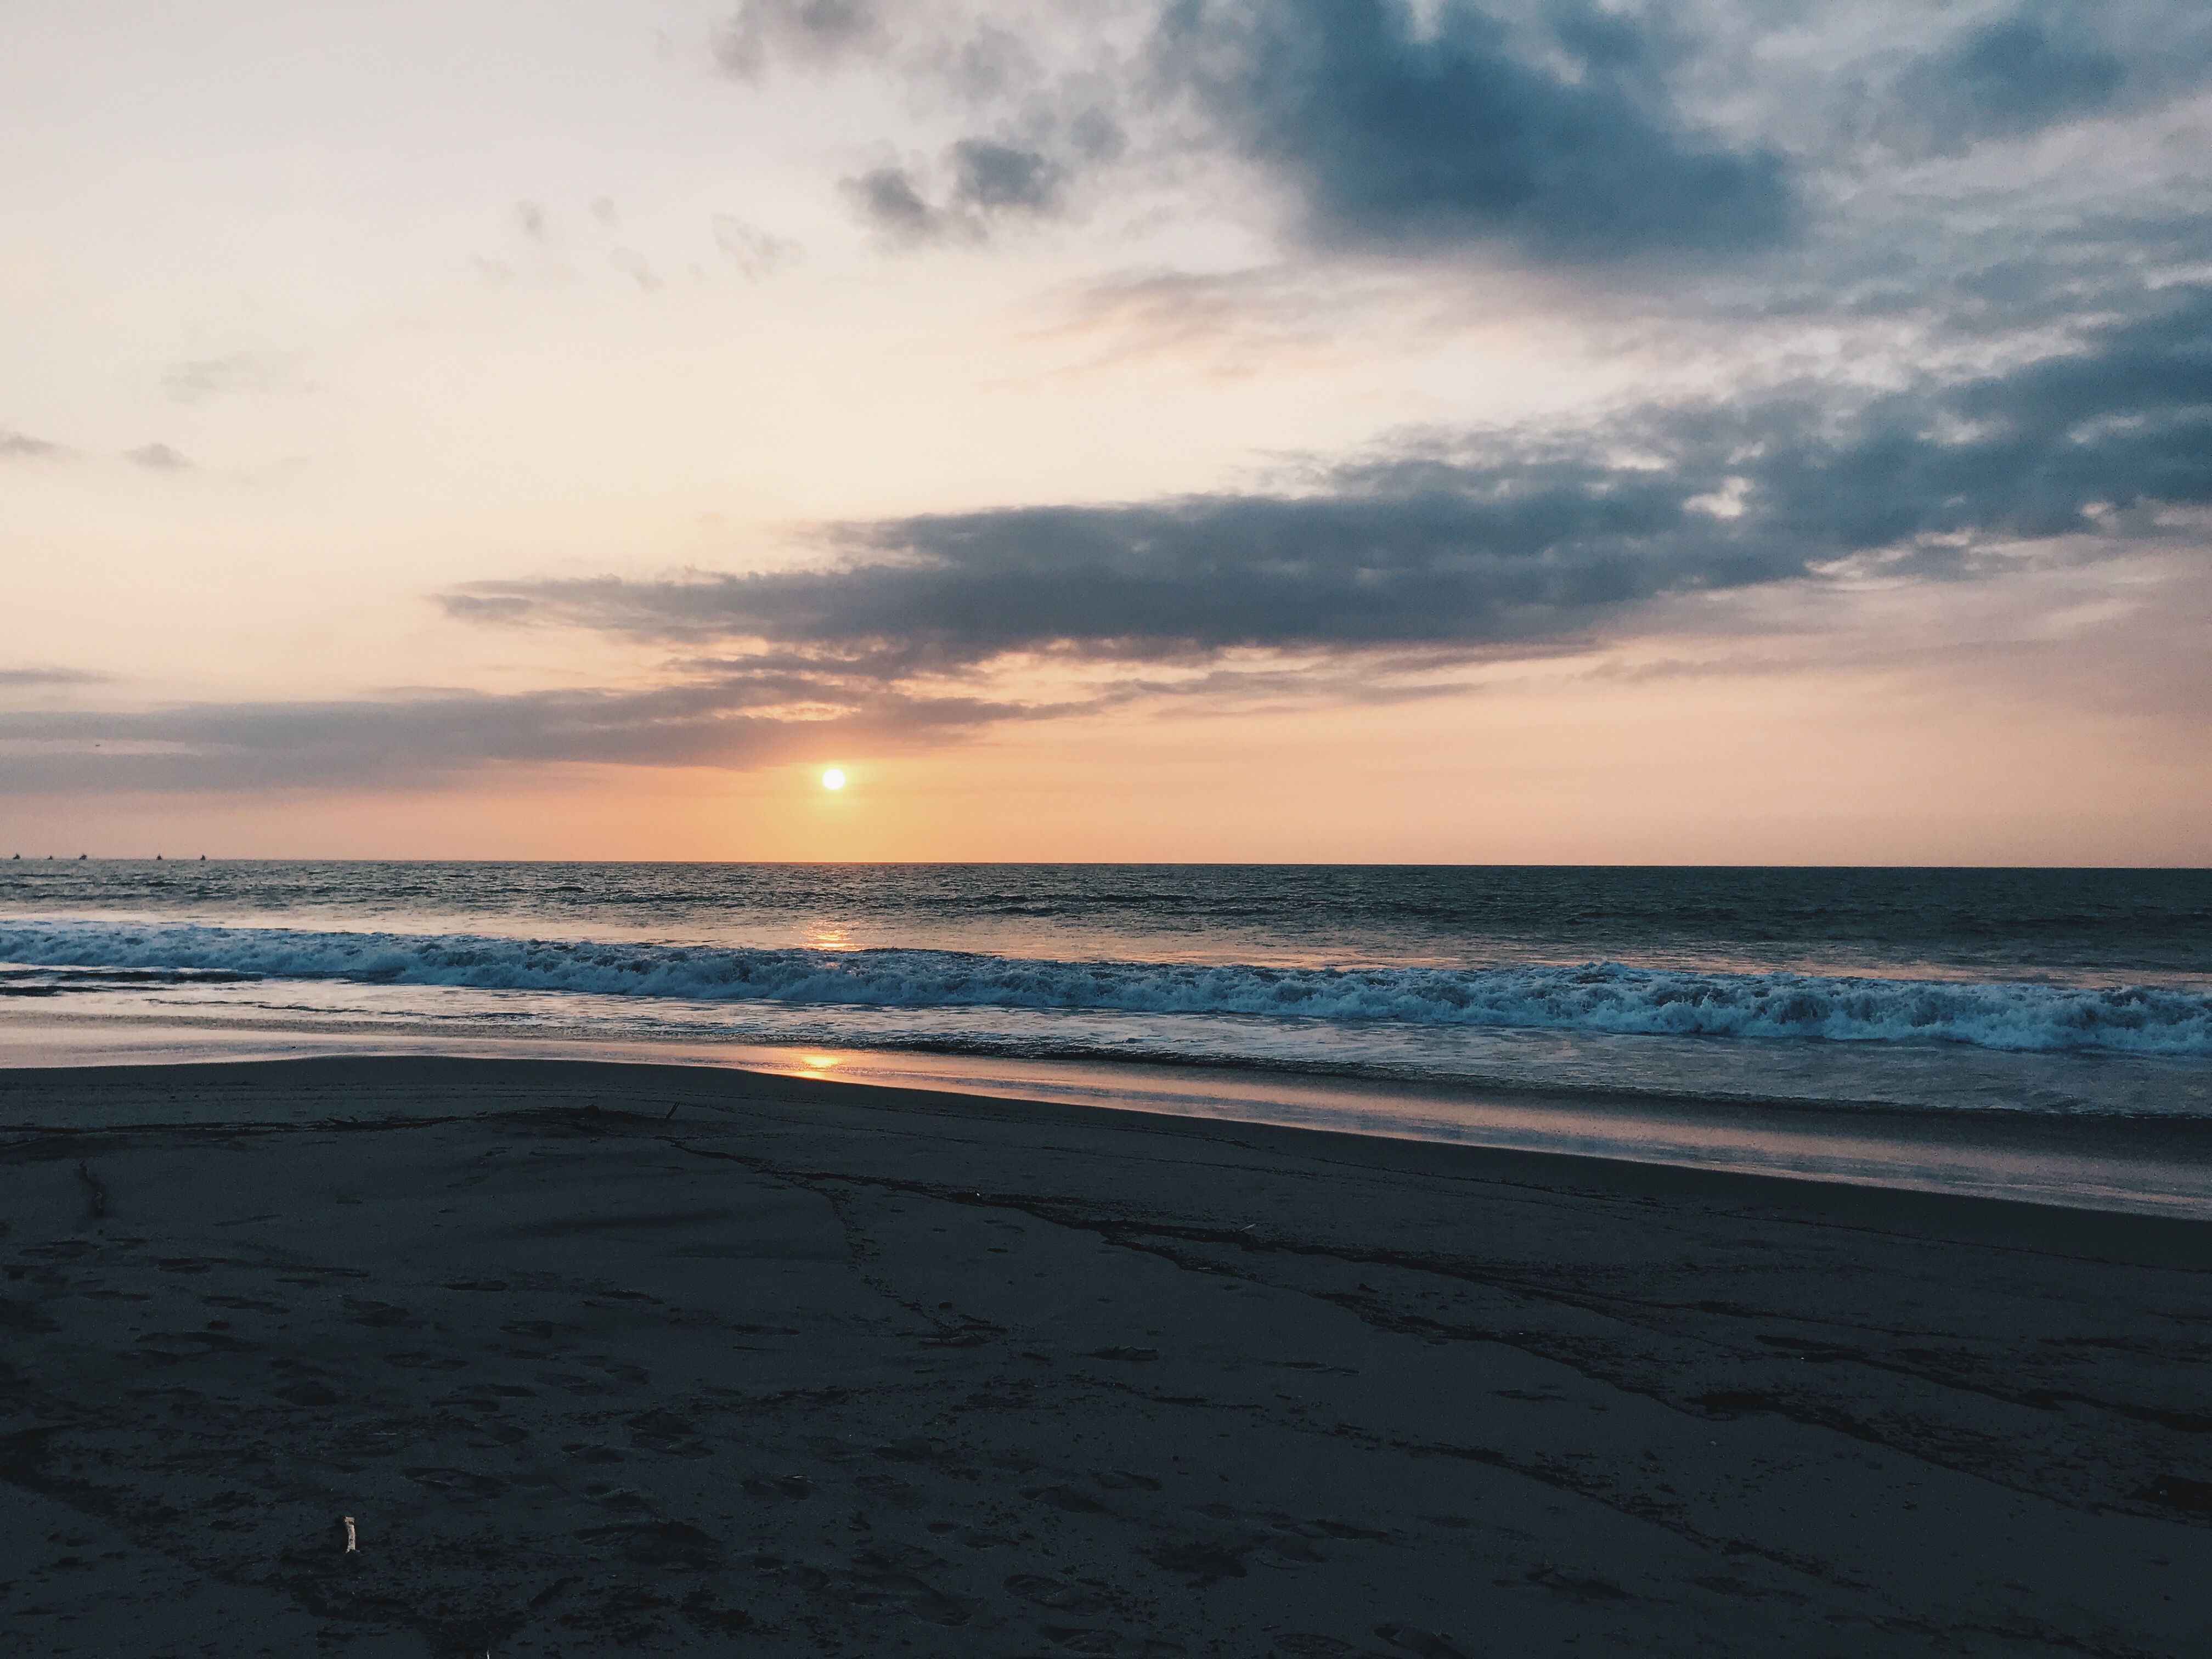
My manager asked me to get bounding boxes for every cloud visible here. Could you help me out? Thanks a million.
[3,433,190,471]
[1877,4,2162,158]
[0,667,110,687]
[945,19,1040,101]
[160,351,291,403]
[704,1,2209,289]
[716,0,887,79]
[455,480,1780,663]
[27,284,2209,797]
[1154,0,1795,261]
[716,5,1126,242]
[844,165,944,241]
[610,249,663,290]
[0,667,1040,794]
[711,215,798,277]
[844,137,1072,242]
[948,138,1062,213]
[442,594,537,624]
[450,284,2212,661]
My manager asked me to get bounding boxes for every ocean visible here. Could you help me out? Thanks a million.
[5,861,2209,1214]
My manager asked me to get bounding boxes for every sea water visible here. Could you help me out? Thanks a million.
[4,862,2209,1212]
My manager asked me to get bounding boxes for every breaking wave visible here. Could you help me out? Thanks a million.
[3,918,2208,1057]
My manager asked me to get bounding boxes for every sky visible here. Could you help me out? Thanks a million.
[2,0,2208,863]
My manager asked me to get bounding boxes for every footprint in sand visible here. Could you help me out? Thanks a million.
[383,1351,467,1369]
[1003,1573,1107,1614]
[1092,1469,1161,1490]
[1022,1485,1110,1514]
[1373,1622,1470,1659]
[402,1467,508,1499]
[343,1297,414,1327]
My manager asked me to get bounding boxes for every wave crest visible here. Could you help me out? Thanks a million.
[2,918,2207,1056]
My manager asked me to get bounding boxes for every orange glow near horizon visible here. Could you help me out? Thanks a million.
[7,629,2207,866]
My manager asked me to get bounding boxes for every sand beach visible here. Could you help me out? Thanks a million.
[3,1054,2207,1657]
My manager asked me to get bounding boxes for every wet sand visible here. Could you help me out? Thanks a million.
[2,1056,2208,1657]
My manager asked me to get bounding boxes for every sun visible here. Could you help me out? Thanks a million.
[820,768,846,791]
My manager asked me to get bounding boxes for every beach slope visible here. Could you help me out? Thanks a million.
[3,1056,2207,1656]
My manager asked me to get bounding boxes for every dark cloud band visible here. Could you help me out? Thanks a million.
[1159,0,1796,260]
[20,287,2208,794]
[0,675,1032,793]
[0,667,112,687]
[453,286,2212,662]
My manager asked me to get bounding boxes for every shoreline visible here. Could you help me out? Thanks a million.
[4,1054,2209,1656]
[10,1011,2212,1219]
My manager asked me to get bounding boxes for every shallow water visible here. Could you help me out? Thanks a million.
[4,861,2208,1212]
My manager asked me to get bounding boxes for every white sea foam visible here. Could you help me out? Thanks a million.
[4,918,2208,1058]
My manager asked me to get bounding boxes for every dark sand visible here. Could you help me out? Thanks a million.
[2,1058,2208,1658]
